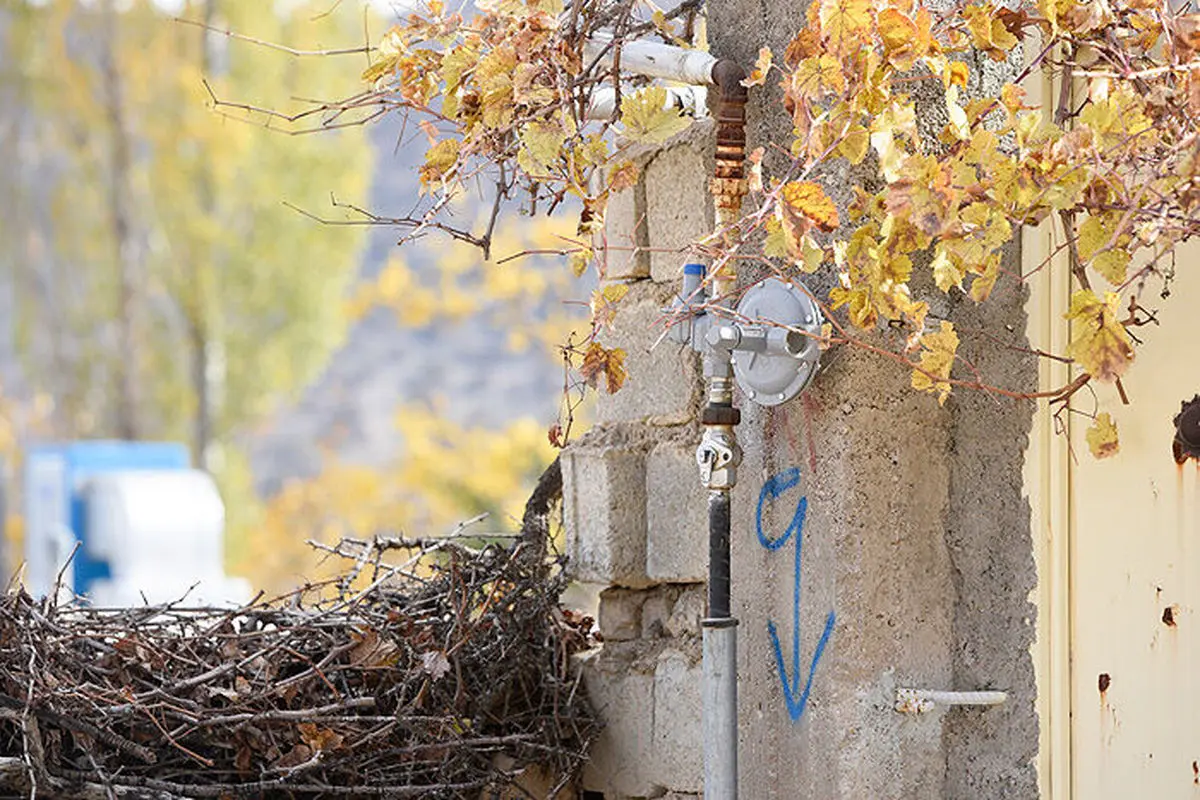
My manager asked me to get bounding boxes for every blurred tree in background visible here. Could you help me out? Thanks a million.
[0,0,586,592]
[245,209,587,593]
[0,0,371,462]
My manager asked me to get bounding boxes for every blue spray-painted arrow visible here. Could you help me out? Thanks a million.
[756,468,836,722]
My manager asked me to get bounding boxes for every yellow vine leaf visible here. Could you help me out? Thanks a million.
[477,46,518,129]
[608,160,639,193]
[790,55,846,101]
[963,4,1019,61]
[619,86,692,144]
[818,0,873,57]
[419,139,460,190]
[931,247,964,292]
[362,55,399,85]
[362,27,407,83]
[1077,213,1132,286]
[580,343,627,393]
[440,44,478,93]
[948,60,970,88]
[569,247,593,277]
[911,320,959,405]
[1086,412,1120,459]
[1064,289,1134,382]
[968,253,1002,302]
[577,134,611,168]
[742,47,774,87]
[1079,85,1154,152]
[517,121,566,174]
[763,217,791,259]
[1001,84,1026,113]
[797,234,825,273]
[777,181,838,266]
[590,282,629,328]
[1038,0,1062,34]
[878,9,917,59]
[838,120,871,165]
[945,85,970,141]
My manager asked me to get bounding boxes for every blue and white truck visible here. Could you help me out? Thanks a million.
[23,441,250,607]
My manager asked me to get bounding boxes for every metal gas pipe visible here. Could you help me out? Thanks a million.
[698,58,748,800]
[587,36,823,800]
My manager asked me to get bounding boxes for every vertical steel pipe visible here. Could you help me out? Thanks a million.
[708,490,733,619]
[703,618,739,800]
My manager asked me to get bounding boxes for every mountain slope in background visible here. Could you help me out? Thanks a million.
[246,118,574,495]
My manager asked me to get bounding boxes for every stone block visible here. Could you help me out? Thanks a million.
[664,584,705,639]
[594,290,699,426]
[644,139,715,284]
[641,591,672,639]
[578,650,658,798]
[561,444,650,587]
[645,443,709,582]
[598,587,645,642]
[651,649,703,794]
[598,183,650,280]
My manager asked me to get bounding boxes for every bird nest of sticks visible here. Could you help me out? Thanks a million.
[0,459,598,798]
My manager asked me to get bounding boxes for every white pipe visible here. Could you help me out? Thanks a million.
[584,35,719,86]
[895,688,1009,714]
[586,85,708,120]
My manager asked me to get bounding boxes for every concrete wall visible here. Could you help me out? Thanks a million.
[564,6,1040,797]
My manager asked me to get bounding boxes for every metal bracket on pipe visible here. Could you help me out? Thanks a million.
[894,688,1009,714]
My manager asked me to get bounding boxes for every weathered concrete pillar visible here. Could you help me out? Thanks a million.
[562,8,1039,794]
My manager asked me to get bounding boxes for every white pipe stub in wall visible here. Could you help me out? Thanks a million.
[583,34,719,85]
[894,688,1009,714]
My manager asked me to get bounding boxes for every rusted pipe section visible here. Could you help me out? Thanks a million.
[708,59,748,302]
[699,58,748,800]
[709,59,749,224]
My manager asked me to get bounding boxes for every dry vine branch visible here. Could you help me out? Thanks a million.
[0,467,596,799]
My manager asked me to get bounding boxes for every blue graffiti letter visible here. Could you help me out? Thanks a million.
[756,467,835,722]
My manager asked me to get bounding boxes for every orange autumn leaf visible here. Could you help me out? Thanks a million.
[742,47,774,87]
[781,181,840,232]
[580,343,628,393]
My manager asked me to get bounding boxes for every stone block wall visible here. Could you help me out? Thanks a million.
[564,29,1038,797]
[564,122,716,799]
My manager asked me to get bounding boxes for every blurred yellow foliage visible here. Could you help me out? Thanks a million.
[345,210,584,358]
[235,404,558,595]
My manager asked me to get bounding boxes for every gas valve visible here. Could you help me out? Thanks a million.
[666,266,823,407]
[697,427,742,489]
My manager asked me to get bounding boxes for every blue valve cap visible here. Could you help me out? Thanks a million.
[683,262,705,276]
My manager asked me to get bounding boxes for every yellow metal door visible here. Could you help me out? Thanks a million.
[1066,251,1200,798]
